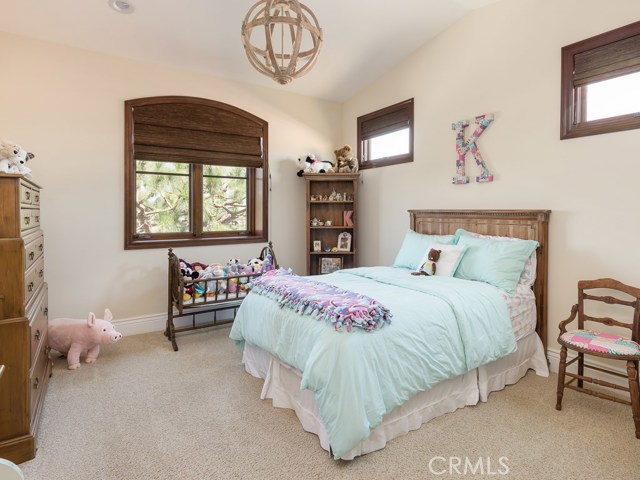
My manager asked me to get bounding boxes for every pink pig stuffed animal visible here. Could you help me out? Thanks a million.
[48,309,123,370]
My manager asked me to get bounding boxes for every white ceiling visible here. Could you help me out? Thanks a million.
[0,0,503,102]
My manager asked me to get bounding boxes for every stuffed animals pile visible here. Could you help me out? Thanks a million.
[179,252,275,300]
[328,144,359,174]
[296,154,334,176]
[0,139,34,178]
[412,248,441,276]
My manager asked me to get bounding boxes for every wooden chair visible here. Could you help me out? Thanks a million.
[556,278,640,438]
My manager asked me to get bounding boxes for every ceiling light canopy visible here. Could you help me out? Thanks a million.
[241,0,323,85]
[108,0,135,14]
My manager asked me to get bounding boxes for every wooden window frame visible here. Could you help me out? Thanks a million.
[561,21,640,139]
[124,96,268,250]
[357,99,414,169]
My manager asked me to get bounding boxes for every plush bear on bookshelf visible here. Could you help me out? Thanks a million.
[412,248,442,276]
[328,145,359,174]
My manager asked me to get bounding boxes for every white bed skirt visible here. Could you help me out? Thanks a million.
[241,332,549,460]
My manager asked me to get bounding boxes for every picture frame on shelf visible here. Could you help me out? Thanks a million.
[313,240,321,252]
[337,232,352,252]
[320,257,342,274]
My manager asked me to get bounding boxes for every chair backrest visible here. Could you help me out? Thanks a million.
[578,278,640,342]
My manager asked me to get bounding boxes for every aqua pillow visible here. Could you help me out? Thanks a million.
[393,230,454,269]
[453,229,538,295]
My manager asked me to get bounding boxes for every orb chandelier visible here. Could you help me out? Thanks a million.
[241,0,323,85]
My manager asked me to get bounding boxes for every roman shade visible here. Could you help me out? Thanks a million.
[573,33,640,86]
[127,97,266,168]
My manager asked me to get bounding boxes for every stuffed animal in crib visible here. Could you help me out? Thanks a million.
[412,248,442,276]
[0,139,34,178]
[296,154,334,177]
[48,309,123,370]
[247,257,264,273]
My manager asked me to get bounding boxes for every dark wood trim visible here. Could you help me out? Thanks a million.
[124,96,269,250]
[561,21,640,140]
[357,99,414,169]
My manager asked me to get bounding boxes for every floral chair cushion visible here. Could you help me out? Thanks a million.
[560,329,640,356]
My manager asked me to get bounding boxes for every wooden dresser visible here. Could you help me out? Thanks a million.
[0,174,51,463]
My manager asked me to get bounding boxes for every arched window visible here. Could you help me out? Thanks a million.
[124,96,268,249]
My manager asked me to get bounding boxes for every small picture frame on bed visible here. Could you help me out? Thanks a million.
[320,257,342,274]
[313,240,322,252]
[337,232,352,252]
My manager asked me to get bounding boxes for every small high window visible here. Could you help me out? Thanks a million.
[561,21,640,139]
[357,99,413,169]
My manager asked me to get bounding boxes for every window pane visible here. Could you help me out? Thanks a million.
[136,173,190,234]
[203,177,248,232]
[586,71,640,121]
[136,160,190,174]
[368,128,410,160]
[203,165,247,178]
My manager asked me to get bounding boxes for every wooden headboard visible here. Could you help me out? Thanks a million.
[409,209,551,353]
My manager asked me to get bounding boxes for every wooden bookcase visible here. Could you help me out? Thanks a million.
[304,173,359,275]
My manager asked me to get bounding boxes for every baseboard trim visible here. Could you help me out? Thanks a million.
[111,310,235,337]
[112,313,166,337]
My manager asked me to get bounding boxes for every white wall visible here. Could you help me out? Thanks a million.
[0,32,341,322]
[341,0,640,350]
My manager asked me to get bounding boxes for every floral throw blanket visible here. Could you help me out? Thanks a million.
[249,269,392,332]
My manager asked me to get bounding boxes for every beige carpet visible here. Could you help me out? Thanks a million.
[20,326,639,480]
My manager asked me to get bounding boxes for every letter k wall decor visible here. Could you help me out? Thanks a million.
[452,113,494,184]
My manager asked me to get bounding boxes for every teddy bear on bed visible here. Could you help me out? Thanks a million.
[328,145,359,174]
[412,248,441,276]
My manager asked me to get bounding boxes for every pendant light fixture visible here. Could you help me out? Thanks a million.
[241,0,323,85]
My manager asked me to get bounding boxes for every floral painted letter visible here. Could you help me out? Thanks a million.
[452,113,494,184]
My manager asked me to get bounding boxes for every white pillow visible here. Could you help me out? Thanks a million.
[416,243,467,277]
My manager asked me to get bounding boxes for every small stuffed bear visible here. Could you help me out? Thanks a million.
[412,248,442,276]
[328,145,359,174]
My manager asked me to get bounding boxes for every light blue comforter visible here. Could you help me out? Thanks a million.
[229,266,516,459]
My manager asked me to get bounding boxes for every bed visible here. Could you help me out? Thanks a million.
[229,209,550,459]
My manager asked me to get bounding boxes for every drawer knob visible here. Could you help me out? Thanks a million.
[35,194,39,202]
[28,281,34,292]
[25,191,31,200]
[38,244,43,251]
[44,307,48,317]
[24,216,30,225]
[33,377,39,390]
[34,329,41,341]
[35,215,40,223]
[39,268,44,278]
[29,252,35,260]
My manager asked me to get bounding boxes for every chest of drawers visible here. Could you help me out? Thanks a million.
[0,174,51,463]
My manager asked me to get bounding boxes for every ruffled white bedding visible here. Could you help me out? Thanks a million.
[242,332,548,460]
